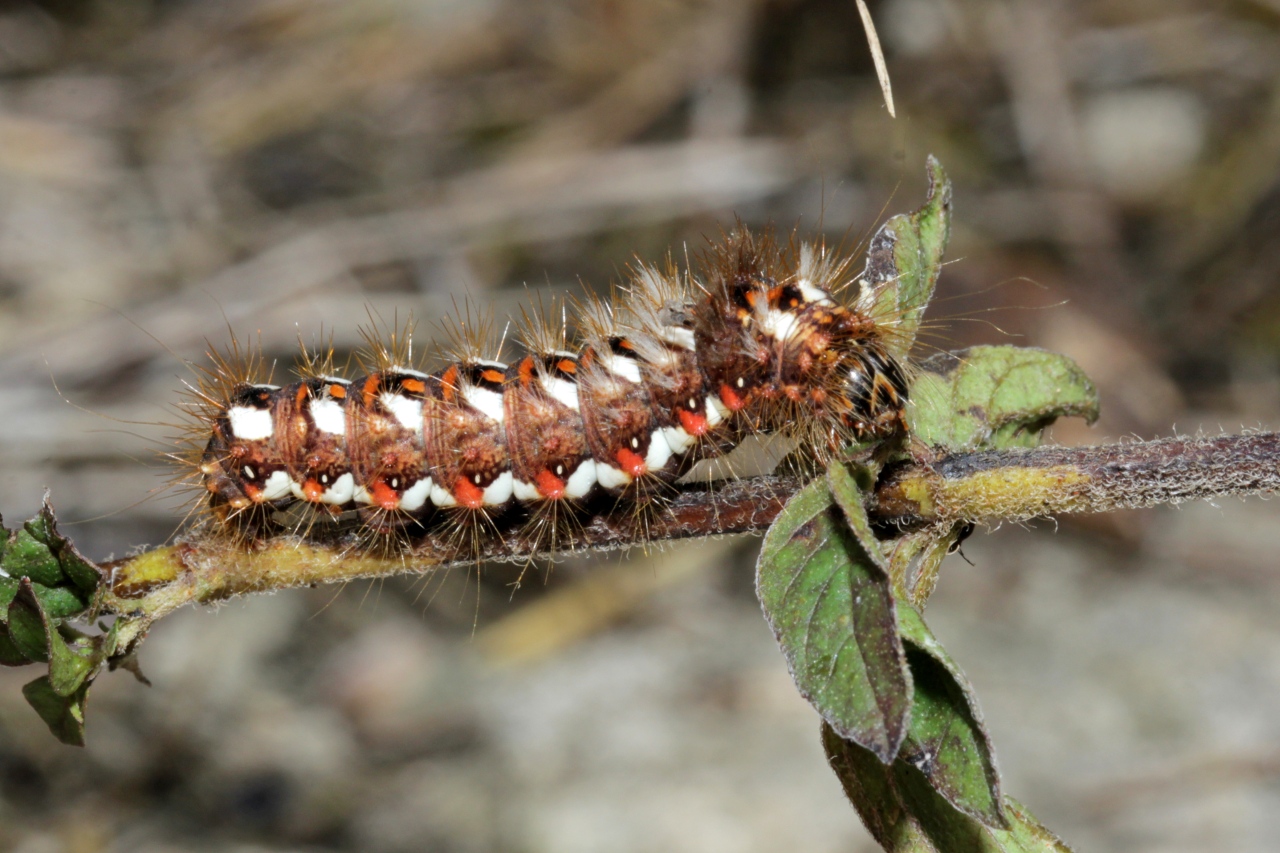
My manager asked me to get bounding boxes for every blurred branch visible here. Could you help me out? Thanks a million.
[102,432,1280,630]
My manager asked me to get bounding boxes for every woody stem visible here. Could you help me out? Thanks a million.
[102,432,1280,626]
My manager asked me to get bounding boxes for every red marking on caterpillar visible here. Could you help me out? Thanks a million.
[178,227,912,553]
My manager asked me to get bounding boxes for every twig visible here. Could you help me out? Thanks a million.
[102,432,1280,625]
[874,432,1280,527]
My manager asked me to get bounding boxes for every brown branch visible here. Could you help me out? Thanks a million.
[102,432,1280,627]
[874,432,1280,528]
[101,477,800,626]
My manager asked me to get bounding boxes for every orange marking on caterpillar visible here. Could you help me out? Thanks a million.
[452,476,485,510]
[719,383,745,411]
[370,479,400,510]
[440,365,460,401]
[303,479,325,502]
[518,357,536,385]
[535,469,566,500]
[615,447,647,478]
[678,408,708,436]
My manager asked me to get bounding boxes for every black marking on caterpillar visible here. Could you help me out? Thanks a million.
[179,227,911,552]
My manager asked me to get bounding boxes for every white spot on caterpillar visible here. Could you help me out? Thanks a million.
[310,398,346,436]
[661,326,696,351]
[260,470,294,501]
[796,279,833,305]
[662,425,695,455]
[513,478,540,502]
[601,354,642,383]
[645,429,673,471]
[381,393,423,432]
[595,462,631,490]
[463,386,505,422]
[706,396,728,426]
[321,473,355,505]
[229,406,274,441]
[430,483,458,508]
[541,376,580,411]
[353,484,372,505]
[564,459,597,498]
[483,471,513,506]
[399,477,433,511]
[761,309,800,342]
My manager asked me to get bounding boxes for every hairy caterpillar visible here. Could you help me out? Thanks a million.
[180,227,910,550]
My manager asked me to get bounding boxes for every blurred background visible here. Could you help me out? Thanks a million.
[1,0,1280,850]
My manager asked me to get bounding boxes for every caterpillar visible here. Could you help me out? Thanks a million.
[181,226,910,549]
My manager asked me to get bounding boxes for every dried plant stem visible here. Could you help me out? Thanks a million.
[855,0,896,118]
[102,432,1280,627]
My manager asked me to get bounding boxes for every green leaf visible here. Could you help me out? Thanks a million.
[0,626,28,666]
[0,501,103,604]
[823,723,1074,852]
[1001,800,1076,853]
[909,346,1100,453]
[30,584,89,620]
[3,578,95,693]
[0,577,16,618]
[30,499,102,594]
[758,479,911,761]
[7,580,50,663]
[48,633,96,697]
[3,527,65,588]
[827,462,888,570]
[22,676,88,747]
[0,502,96,636]
[864,156,952,359]
[15,499,104,595]
[824,719,931,851]
[0,506,112,743]
[897,603,1004,827]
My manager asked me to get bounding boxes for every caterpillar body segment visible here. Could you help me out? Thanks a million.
[192,227,911,543]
